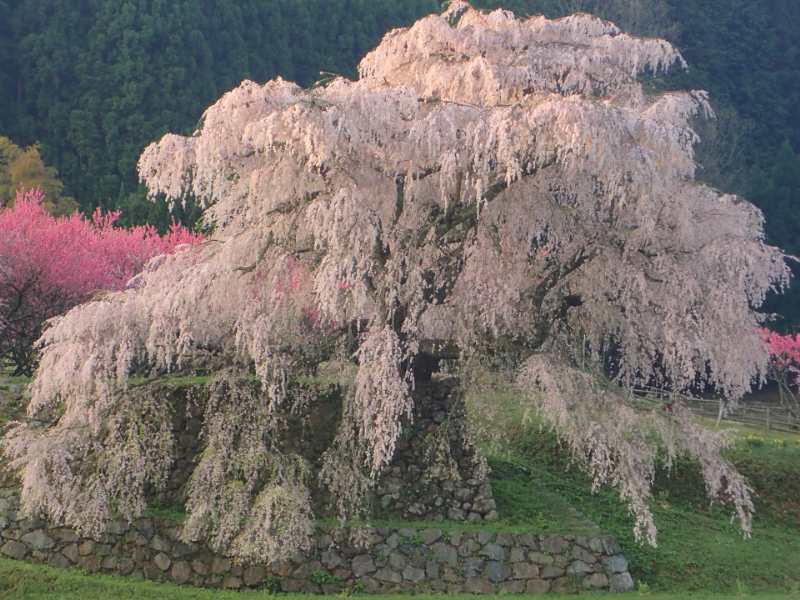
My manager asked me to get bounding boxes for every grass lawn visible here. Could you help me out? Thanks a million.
[487,413,800,597]
[2,557,799,599]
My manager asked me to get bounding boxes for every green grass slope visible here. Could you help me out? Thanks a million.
[488,425,800,596]
[1,557,799,599]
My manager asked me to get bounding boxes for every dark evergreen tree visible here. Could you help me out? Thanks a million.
[754,141,800,257]
[0,0,13,130]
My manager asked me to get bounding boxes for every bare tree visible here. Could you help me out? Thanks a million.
[4,2,787,560]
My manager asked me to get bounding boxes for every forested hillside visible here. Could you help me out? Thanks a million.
[0,0,438,222]
[1,0,799,321]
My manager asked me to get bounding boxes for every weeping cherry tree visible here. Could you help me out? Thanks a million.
[3,1,789,562]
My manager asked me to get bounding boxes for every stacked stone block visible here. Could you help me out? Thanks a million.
[160,376,495,523]
[1,490,634,594]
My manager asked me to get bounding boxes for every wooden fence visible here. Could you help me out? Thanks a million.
[635,386,800,434]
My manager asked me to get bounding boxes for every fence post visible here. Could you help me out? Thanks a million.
[716,398,724,427]
[766,407,771,430]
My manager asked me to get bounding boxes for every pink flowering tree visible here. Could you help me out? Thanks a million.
[0,188,202,376]
[760,328,800,408]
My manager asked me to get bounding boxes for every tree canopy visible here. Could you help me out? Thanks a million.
[472,0,800,328]
[0,137,77,216]
[4,3,788,562]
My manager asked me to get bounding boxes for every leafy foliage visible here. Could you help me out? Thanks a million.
[0,137,77,216]
[3,1,800,329]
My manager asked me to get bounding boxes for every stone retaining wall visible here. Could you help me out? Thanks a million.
[151,375,495,523]
[372,376,496,522]
[1,490,635,594]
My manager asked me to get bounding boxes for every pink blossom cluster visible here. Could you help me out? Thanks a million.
[0,187,202,374]
[760,328,800,378]
[760,328,800,397]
